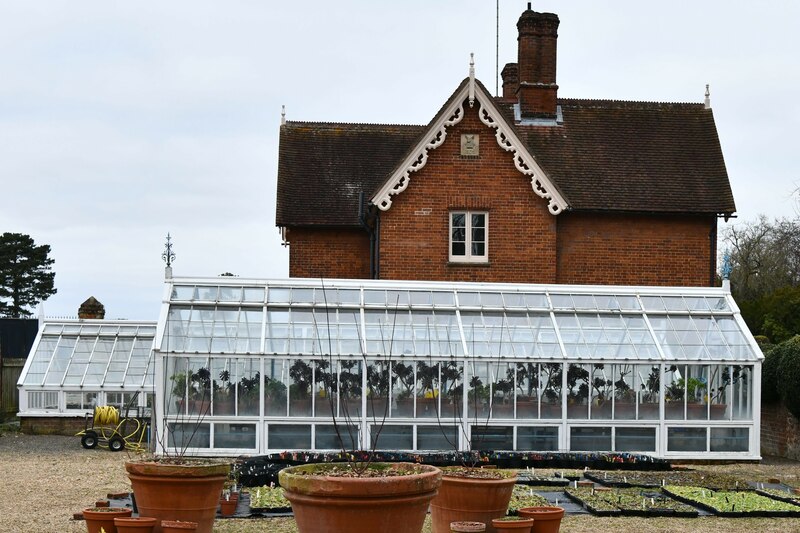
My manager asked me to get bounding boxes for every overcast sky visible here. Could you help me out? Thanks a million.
[1,1,798,320]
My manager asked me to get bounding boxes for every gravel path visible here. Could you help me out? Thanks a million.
[2,429,800,532]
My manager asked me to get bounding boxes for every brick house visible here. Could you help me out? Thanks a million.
[276,6,735,287]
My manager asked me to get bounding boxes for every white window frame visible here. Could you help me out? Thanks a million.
[449,211,488,263]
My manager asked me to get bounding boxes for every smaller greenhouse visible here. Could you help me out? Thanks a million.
[154,277,763,460]
[17,320,156,418]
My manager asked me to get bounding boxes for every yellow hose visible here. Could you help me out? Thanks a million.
[94,406,119,426]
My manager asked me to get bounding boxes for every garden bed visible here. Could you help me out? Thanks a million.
[565,487,698,517]
[507,484,550,515]
[663,486,800,517]
[248,485,291,514]
[754,488,800,507]
[585,469,750,490]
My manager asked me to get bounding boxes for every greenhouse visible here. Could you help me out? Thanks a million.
[17,320,156,418]
[154,277,762,460]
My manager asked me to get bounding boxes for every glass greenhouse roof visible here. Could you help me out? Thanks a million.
[160,279,761,363]
[21,321,156,388]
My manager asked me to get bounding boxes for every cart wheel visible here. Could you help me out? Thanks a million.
[108,436,125,452]
[81,431,99,449]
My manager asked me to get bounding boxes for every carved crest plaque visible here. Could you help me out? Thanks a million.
[460,134,479,156]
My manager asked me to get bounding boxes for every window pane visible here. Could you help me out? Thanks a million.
[214,423,256,449]
[418,426,458,450]
[371,425,413,449]
[471,426,513,451]
[315,424,359,450]
[451,213,465,227]
[667,427,707,452]
[710,427,749,452]
[571,427,611,451]
[616,427,656,452]
[472,242,485,256]
[269,424,311,449]
[168,422,210,448]
[451,242,466,256]
[517,427,558,451]
[471,213,485,228]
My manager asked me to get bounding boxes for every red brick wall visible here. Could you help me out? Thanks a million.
[377,99,558,283]
[21,416,86,436]
[288,227,370,279]
[761,403,800,460]
[556,212,714,286]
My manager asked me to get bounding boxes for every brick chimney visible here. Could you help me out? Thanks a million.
[501,63,519,99]
[516,4,560,119]
[78,297,105,319]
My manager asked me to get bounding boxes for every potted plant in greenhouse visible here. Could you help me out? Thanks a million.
[638,365,660,419]
[613,365,636,419]
[212,370,234,415]
[709,365,742,419]
[566,364,589,418]
[590,364,612,418]
[491,377,514,418]
[278,289,443,533]
[540,363,563,418]
[513,363,539,418]
[289,359,313,415]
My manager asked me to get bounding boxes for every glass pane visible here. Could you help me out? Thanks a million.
[571,427,611,451]
[416,362,440,419]
[288,359,313,417]
[264,359,288,416]
[732,366,752,420]
[667,427,707,452]
[590,364,612,420]
[168,422,210,448]
[616,427,656,452]
[517,427,558,451]
[418,426,458,450]
[710,427,749,452]
[315,424,359,450]
[540,363,562,418]
[269,424,311,449]
[637,364,661,420]
[214,423,256,449]
[371,425,413,449]
[451,242,465,256]
[566,364,589,419]
[390,362,414,417]
[470,426,513,451]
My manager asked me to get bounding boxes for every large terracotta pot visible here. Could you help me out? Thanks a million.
[279,462,442,533]
[125,461,230,533]
[83,507,132,533]
[114,516,158,533]
[430,470,517,533]
[518,506,565,533]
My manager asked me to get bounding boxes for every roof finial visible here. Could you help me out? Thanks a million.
[162,233,175,279]
[281,104,286,125]
[468,53,475,108]
[704,84,711,109]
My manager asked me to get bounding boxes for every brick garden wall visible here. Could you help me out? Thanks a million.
[761,402,800,460]
[288,227,370,279]
[556,212,715,287]
[20,416,86,436]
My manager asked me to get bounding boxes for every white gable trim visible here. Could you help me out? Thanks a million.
[371,81,569,215]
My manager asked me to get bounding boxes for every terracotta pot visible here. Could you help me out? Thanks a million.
[279,462,442,533]
[82,507,133,533]
[491,517,534,532]
[517,506,565,533]
[160,521,198,532]
[218,497,237,516]
[430,471,517,533]
[125,461,230,533]
[114,516,158,533]
[451,522,487,532]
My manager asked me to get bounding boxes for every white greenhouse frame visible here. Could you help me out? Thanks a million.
[152,277,763,460]
[17,320,157,419]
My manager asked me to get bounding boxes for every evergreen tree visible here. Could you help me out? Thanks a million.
[0,232,57,317]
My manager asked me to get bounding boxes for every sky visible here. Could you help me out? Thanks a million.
[1,1,798,320]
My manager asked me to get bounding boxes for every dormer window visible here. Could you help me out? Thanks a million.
[450,211,488,263]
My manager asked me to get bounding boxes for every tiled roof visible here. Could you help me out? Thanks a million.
[276,122,424,227]
[517,99,735,214]
[276,91,735,227]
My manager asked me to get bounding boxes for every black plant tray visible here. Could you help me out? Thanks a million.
[584,471,658,488]
[663,488,800,518]
[515,473,569,487]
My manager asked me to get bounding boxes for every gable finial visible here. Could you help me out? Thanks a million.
[468,53,476,108]
[281,105,286,125]
[704,84,711,109]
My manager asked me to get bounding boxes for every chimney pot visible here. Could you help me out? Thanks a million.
[501,63,519,99]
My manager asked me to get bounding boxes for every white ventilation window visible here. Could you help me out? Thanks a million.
[28,391,59,410]
[450,211,488,263]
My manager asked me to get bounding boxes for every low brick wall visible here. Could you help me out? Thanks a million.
[761,402,800,460]
[20,416,86,436]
